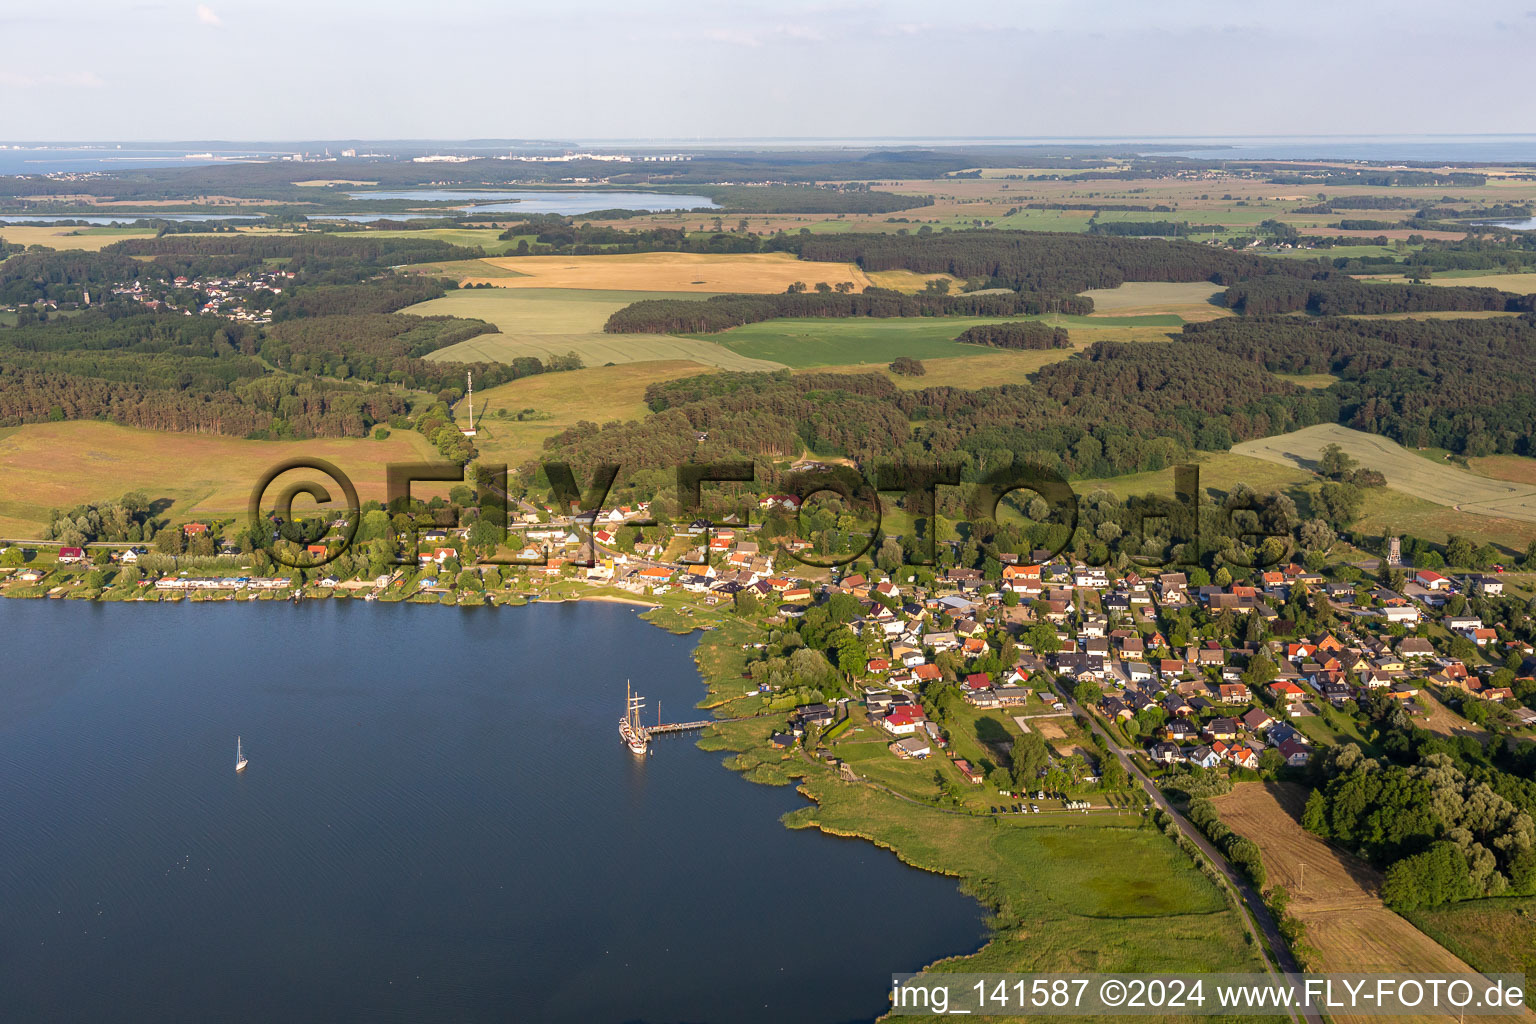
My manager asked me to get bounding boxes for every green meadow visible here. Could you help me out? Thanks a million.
[697,313,1181,368]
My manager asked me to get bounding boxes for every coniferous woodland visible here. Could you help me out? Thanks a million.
[600,230,1529,334]
[953,322,1071,349]
[547,311,1536,485]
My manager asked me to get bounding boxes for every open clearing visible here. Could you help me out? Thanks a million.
[465,360,710,466]
[0,224,158,251]
[800,324,1176,387]
[1417,690,1491,745]
[472,251,871,293]
[786,775,1265,982]
[1233,423,1536,524]
[409,288,782,372]
[1211,783,1475,1022]
[863,268,964,293]
[1077,448,1536,549]
[1077,281,1229,320]
[0,420,438,536]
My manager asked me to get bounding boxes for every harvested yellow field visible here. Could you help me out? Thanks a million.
[1078,281,1229,320]
[1211,783,1481,1024]
[466,360,712,466]
[0,225,158,251]
[1470,453,1536,485]
[1359,272,1536,293]
[0,420,438,536]
[863,268,963,293]
[469,251,871,293]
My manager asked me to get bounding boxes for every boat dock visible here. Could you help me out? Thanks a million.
[648,719,714,735]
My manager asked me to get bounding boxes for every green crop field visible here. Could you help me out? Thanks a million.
[1233,423,1536,524]
[410,288,783,371]
[697,313,1181,368]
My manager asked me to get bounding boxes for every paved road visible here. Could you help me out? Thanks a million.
[1058,688,1321,1024]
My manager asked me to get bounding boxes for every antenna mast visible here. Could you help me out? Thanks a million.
[462,370,477,437]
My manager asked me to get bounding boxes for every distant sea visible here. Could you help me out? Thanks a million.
[0,147,275,174]
[6,136,1536,177]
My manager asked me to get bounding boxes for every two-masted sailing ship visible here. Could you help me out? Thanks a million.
[619,681,651,755]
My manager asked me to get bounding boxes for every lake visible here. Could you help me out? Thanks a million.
[344,189,718,215]
[0,599,983,1023]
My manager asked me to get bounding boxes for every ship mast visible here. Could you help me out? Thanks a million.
[626,680,649,741]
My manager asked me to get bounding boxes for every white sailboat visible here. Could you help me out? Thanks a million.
[235,736,248,773]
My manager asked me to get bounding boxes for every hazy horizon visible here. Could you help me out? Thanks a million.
[4,1,1534,141]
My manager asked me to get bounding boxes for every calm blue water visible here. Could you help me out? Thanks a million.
[0,600,983,1024]
[345,190,718,215]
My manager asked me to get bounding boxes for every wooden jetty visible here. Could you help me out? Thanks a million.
[648,719,715,735]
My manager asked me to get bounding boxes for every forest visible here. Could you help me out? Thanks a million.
[953,322,1071,349]
[1303,715,1536,911]
[544,340,1336,482]
[1221,275,1536,316]
[1184,314,1536,455]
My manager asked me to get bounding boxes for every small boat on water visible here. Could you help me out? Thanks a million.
[235,736,249,773]
[620,681,650,755]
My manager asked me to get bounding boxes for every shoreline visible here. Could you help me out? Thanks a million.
[0,578,998,990]
[0,575,1263,1009]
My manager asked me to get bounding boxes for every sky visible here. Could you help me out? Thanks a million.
[2,0,1535,141]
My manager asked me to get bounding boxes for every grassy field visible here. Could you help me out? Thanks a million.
[697,314,1180,369]
[797,324,1176,386]
[403,258,528,280]
[1233,423,1536,524]
[0,420,439,536]
[803,348,1078,388]
[0,224,159,251]
[1077,281,1229,320]
[864,268,964,293]
[354,226,522,253]
[410,288,782,371]
[1275,372,1341,389]
[1074,451,1316,501]
[1072,443,1536,549]
[1406,896,1536,980]
[465,360,710,465]
[1469,454,1536,485]
[1211,782,1474,1022]
[1366,271,1536,292]
[471,251,871,293]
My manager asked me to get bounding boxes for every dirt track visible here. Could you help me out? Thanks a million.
[1211,783,1520,1024]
